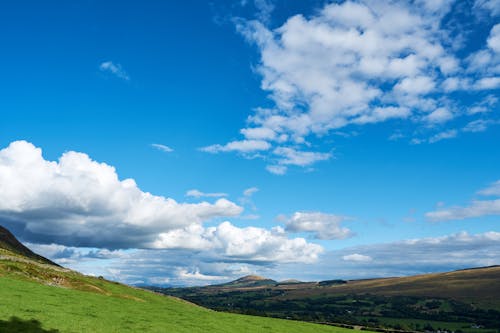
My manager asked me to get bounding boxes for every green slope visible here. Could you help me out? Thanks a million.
[0,230,361,333]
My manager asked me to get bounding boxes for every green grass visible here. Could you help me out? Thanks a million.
[0,259,363,333]
[356,316,498,333]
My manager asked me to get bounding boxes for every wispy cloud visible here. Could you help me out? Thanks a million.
[426,179,500,221]
[151,143,174,153]
[186,189,228,198]
[200,140,271,153]
[342,253,372,262]
[99,61,130,80]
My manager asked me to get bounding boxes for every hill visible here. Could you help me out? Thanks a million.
[0,225,359,333]
[157,267,500,333]
[0,225,57,266]
[215,275,277,288]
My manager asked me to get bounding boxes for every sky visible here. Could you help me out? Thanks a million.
[0,0,499,286]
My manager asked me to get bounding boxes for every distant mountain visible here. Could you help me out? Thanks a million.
[278,279,302,284]
[0,225,58,266]
[216,275,277,288]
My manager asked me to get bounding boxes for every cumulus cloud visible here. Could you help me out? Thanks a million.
[284,212,353,240]
[426,180,500,221]
[186,189,228,198]
[99,61,130,80]
[467,24,500,78]
[200,1,500,173]
[152,221,323,263]
[425,108,454,124]
[1,141,324,272]
[0,141,243,249]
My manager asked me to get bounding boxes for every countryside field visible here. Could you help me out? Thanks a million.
[158,267,500,333]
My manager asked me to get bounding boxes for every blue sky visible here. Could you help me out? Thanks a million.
[0,0,499,286]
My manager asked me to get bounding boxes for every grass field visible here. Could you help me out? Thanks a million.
[0,256,363,333]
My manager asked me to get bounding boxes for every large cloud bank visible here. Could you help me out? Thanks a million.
[0,141,322,264]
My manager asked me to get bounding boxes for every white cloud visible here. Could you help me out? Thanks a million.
[474,77,500,90]
[342,253,372,262]
[441,77,471,92]
[266,165,287,175]
[43,230,500,286]
[475,0,500,16]
[467,24,500,77]
[425,107,454,124]
[253,0,274,24]
[200,139,271,153]
[203,0,500,172]
[151,143,174,153]
[318,231,500,279]
[0,141,243,249]
[478,180,500,196]
[487,24,500,52]
[273,147,331,167]
[426,199,500,221]
[426,180,500,221]
[177,268,225,281]
[394,76,436,95]
[240,127,277,140]
[428,129,458,143]
[284,212,353,240]
[352,106,411,125]
[99,61,130,80]
[152,221,323,263]
[243,187,259,197]
[462,119,494,133]
[186,189,228,198]
[2,141,325,270]
[236,1,458,134]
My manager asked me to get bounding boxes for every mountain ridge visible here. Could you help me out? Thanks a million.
[0,225,58,266]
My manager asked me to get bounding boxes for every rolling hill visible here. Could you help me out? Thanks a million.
[0,225,362,333]
[157,267,500,333]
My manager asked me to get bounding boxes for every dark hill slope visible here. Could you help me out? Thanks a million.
[0,225,58,266]
[285,265,500,305]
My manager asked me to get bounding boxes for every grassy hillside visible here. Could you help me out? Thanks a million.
[158,267,500,333]
[0,246,360,332]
